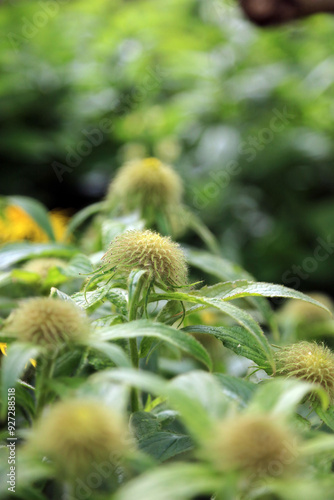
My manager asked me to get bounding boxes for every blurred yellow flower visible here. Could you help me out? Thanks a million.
[0,342,36,367]
[0,206,69,244]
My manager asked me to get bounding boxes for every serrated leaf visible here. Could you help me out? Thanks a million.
[183,324,270,369]
[138,432,193,462]
[150,291,274,368]
[95,320,212,369]
[216,281,332,316]
[72,286,109,309]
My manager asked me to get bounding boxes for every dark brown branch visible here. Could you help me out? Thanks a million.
[239,0,334,26]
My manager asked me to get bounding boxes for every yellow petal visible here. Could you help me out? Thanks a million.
[0,342,7,356]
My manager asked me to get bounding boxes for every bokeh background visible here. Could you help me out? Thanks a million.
[1,0,334,293]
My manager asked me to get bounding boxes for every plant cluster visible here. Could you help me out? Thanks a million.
[0,162,334,500]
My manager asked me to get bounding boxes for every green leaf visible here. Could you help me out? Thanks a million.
[214,280,333,315]
[49,287,77,303]
[106,288,128,316]
[0,243,77,270]
[96,320,212,369]
[150,290,274,368]
[113,463,221,500]
[214,373,257,406]
[313,403,334,431]
[86,369,216,438]
[1,343,40,418]
[138,431,193,462]
[184,246,252,281]
[65,201,106,236]
[248,377,329,416]
[72,286,109,309]
[87,341,131,368]
[8,196,56,241]
[131,411,161,438]
[63,253,94,277]
[169,370,230,423]
[183,324,270,368]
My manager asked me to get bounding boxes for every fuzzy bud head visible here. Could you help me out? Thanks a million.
[209,414,297,477]
[3,297,90,347]
[275,341,334,402]
[28,399,129,479]
[102,229,188,288]
[23,258,66,279]
[107,157,183,211]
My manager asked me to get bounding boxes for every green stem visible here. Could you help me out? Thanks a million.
[36,356,55,417]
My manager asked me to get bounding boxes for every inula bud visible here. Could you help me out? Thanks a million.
[28,399,129,479]
[209,414,297,477]
[23,258,66,279]
[275,341,334,402]
[3,297,90,347]
[107,157,183,212]
[102,229,188,289]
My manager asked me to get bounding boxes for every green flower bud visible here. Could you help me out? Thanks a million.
[275,341,334,402]
[102,229,188,289]
[28,399,129,479]
[280,293,333,324]
[209,414,298,476]
[23,258,66,279]
[106,157,183,212]
[3,297,90,348]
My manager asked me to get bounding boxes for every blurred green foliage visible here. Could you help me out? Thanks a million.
[1,0,334,289]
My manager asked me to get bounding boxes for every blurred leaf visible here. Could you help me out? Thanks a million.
[0,243,76,270]
[113,463,221,500]
[1,343,40,418]
[248,377,329,416]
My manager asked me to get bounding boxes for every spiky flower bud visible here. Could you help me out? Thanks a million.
[275,341,334,402]
[28,399,129,479]
[23,258,66,279]
[209,414,297,477]
[280,293,333,324]
[102,229,188,289]
[3,297,90,347]
[107,157,183,211]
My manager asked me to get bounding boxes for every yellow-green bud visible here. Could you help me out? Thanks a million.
[3,297,90,347]
[280,293,333,324]
[209,414,297,476]
[102,229,188,289]
[23,258,66,279]
[107,157,183,211]
[275,341,334,402]
[28,399,129,479]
